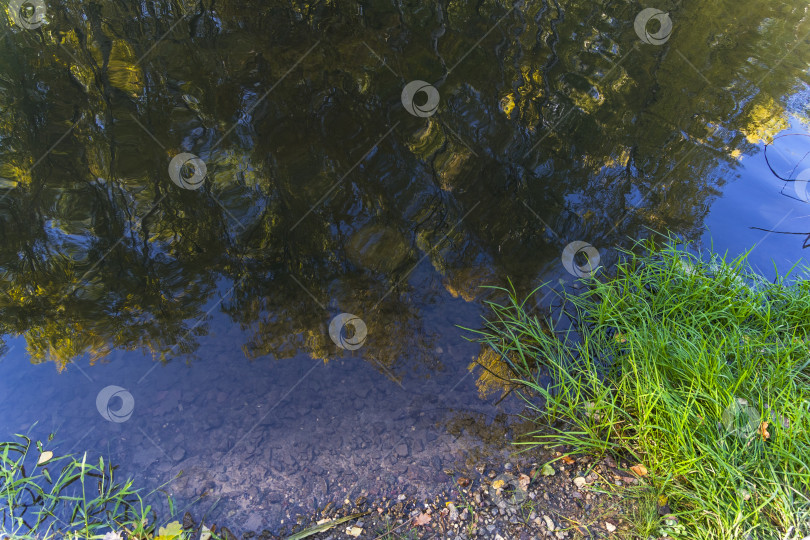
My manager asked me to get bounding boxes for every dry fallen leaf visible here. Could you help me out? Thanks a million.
[456,477,470,487]
[758,421,770,440]
[630,464,648,477]
[518,473,531,490]
[561,455,575,465]
[413,512,432,526]
[37,451,53,465]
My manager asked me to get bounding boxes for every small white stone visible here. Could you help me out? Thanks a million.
[605,521,617,533]
[573,476,587,488]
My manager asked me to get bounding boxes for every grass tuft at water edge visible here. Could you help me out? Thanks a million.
[466,236,810,539]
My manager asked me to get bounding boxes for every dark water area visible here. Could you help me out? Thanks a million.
[1,0,810,534]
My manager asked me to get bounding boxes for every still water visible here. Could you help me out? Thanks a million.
[1,0,810,533]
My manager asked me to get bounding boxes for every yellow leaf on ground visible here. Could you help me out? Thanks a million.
[37,451,53,465]
[758,421,770,440]
[630,464,648,477]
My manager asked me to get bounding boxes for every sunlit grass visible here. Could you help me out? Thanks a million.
[0,434,188,539]
[466,236,810,539]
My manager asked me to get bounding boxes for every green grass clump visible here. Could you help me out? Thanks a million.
[0,433,187,539]
[467,237,810,539]
[1,433,373,540]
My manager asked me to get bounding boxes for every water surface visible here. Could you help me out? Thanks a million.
[1,0,810,533]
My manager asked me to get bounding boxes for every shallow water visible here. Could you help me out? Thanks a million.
[1,0,810,534]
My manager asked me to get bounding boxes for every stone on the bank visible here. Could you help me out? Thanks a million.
[447,502,459,521]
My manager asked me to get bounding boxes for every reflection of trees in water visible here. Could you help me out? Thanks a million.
[0,0,807,370]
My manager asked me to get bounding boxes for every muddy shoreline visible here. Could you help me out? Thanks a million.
[179,440,635,539]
